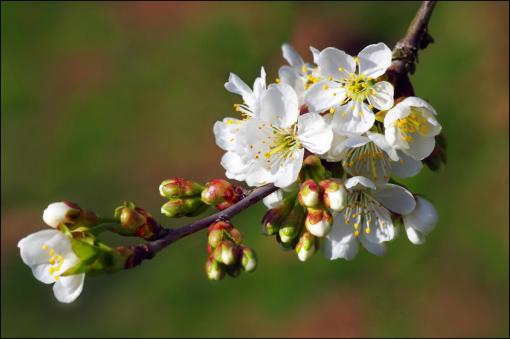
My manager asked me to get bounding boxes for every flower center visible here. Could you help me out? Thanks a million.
[343,142,391,181]
[343,190,383,237]
[41,244,65,280]
[264,125,301,161]
[344,73,373,101]
[395,108,429,142]
[233,103,253,120]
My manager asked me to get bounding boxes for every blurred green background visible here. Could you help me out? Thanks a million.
[1,1,508,337]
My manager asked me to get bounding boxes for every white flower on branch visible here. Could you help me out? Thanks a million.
[403,196,438,244]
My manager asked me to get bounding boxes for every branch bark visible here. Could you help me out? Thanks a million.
[124,0,438,269]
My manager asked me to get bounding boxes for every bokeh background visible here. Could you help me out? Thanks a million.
[1,1,508,337]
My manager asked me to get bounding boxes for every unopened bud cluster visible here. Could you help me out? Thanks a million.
[205,220,257,281]
[262,156,347,262]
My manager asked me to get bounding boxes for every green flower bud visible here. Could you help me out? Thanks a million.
[278,204,305,244]
[301,155,327,181]
[159,178,203,199]
[298,179,321,208]
[240,246,257,272]
[208,229,224,249]
[295,231,317,262]
[113,202,163,240]
[305,207,333,237]
[201,179,234,206]
[205,256,225,281]
[261,196,294,236]
[320,179,347,212]
[161,197,207,218]
[227,228,243,245]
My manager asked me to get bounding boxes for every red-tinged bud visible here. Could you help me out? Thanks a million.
[298,179,321,208]
[295,231,317,262]
[213,240,238,266]
[159,178,204,199]
[320,179,347,212]
[161,197,207,218]
[227,228,243,245]
[261,197,294,236]
[205,256,225,281]
[42,201,98,229]
[113,202,163,240]
[207,220,233,232]
[305,207,333,237]
[240,246,257,272]
[201,179,234,205]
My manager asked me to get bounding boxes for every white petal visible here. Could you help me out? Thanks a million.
[316,47,356,79]
[405,134,436,160]
[304,80,345,113]
[367,132,398,161]
[363,205,396,243]
[53,274,85,303]
[282,43,305,69]
[404,223,426,245]
[221,152,249,181]
[404,197,438,234]
[263,190,284,209]
[359,236,387,256]
[323,236,359,261]
[273,149,305,188]
[357,43,392,78]
[310,46,320,64]
[345,176,376,191]
[373,183,416,215]
[391,151,423,178]
[297,113,333,154]
[278,65,306,100]
[259,83,299,128]
[332,101,375,134]
[224,72,255,108]
[398,96,437,115]
[213,118,244,151]
[367,81,394,111]
[252,66,267,101]
[384,100,411,128]
[245,165,273,187]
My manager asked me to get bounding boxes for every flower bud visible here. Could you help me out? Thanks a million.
[295,231,316,262]
[208,229,224,249]
[201,179,234,205]
[278,204,305,244]
[42,201,82,228]
[208,220,233,232]
[161,197,207,218]
[240,246,257,272]
[227,228,243,245]
[113,203,163,240]
[305,207,333,237]
[213,240,237,266]
[320,179,347,212]
[261,197,294,236]
[301,155,327,180]
[298,179,321,208]
[226,263,242,278]
[205,256,225,281]
[159,178,203,199]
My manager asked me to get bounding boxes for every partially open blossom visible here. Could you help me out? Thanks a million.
[384,96,442,160]
[305,43,394,134]
[42,201,83,228]
[320,179,347,212]
[215,83,333,188]
[305,207,333,237]
[403,196,438,244]
[324,176,416,260]
[18,229,85,303]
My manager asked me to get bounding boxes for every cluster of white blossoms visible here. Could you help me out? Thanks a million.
[215,42,441,260]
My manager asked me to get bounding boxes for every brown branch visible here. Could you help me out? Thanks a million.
[387,1,437,97]
[123,0,438,269]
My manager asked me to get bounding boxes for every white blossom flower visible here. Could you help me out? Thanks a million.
[403,196,438,244]
[42,201,81,228]
[18,229,85,303]
[384,96,442,160]
[278,43,321,104]
[323,176,415,260]
[224,66,266,118]
[216,83,333,188]
[305,43,394,134]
